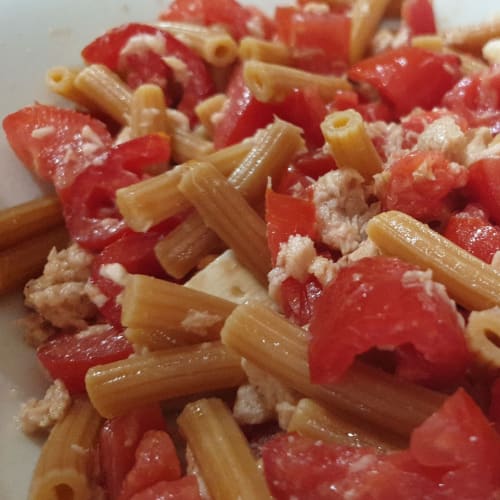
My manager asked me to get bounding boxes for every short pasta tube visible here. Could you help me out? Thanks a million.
[243,60,351,103]
[129,83,168,138]
[238,37,291,65]
[465,308,500,370]
[178,398,272,500]
[287,398,405,451]
[194,93,227,137]
[125,327,208,350]
[321,109,382,179]
[85,341,246,418]
[366,210,500,311]
[221,303,445,437]
[178,161,271,284]
[29,397,102,500]
[121,274,235,335]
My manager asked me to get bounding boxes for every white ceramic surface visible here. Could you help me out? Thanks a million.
[0,1,497,499]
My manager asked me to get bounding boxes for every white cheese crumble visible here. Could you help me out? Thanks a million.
[31,125,55,139]
[99,262,129,287]
[181,310,222,336]
[120,32,166,59]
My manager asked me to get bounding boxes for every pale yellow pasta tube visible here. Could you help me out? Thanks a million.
[179,162,271,284]
[125,327,209,350]
[221,303,444,437]
[243,60,351,103]
[178,398,272,500]
[321,109,382,179]
[366,210,500,311]
[74,64,132,125]
[29,398,102,500]
[350,0,392,63]
[157,21,238,67]
[444,20,500,54]
[239,37,291,65]
[465,308,500,369]
[169,128,214,164]
[121,274,235,334]
[0,225,68,295]
[195,93,227,137]
[85,341,246,418]
[288,398,404,451]
[0,195,63,250]
[129,83,169,138]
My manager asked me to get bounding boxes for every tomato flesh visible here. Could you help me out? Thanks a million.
[402,0,436,36]
[309,256,469,387]
[130,476,201,500]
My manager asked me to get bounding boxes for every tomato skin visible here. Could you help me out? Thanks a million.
[118,430,181,500]
[402,0,436,36]
[466,158,500,225]
[349,47,462,117]
[444,205,500,263]
[130,476,201,500]
[309,256,469,387]
[36,326,133,394]
[490,378,500,434]
[442,65,500,134]
[280,275,323,327]
[2,104,112,190]
[100,405,167,500]
[382,151,468,223]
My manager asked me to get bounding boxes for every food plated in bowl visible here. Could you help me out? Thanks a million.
[1,0,500,498]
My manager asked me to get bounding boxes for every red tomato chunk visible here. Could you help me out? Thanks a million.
[130,476,201,500]
[309,256,469,388]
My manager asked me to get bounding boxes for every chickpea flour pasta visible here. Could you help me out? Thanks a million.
[2,0,500,499]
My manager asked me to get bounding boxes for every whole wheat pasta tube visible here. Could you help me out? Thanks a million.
[366,210,500,311]
[85,341,246,418]
[444,20,500,55]
[121,274,235,335]
[155,119,304,278]
[321,110,382,179]
[178,398,272,500]
[125,327,209,350]
[0,195,62,250]
[169,128,215,164]
[179,162,271,284]
[28,398,102,500]
[243,60,351,103]
[465,307,500,370]
[239,37,291,65]
[221,303,445,437]
[288,398,405,451]
[0,225,68,295]
[129,84,169,138]
[157,21,238,67]
[74,64,132,125]
[350,0,392,63]
[194,93,227,137]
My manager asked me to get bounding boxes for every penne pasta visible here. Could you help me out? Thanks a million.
[194,93,228,137]
[178,161,272,284]
[178,398,272,500]
[125,327,208,350]
[321,109,382,179]
[29,397,102,500]
[85,341,246,418]
[464,308,500,369]
[0,225,68,295]
[366,210,500,311]
[129,84,169,138]
[443,20,500,54]
[0,195,63,250]
[238,36,291,65]
[288,398,405,451]
[169,128,214,164]
[243,60,351,103]
[221,303,445,437]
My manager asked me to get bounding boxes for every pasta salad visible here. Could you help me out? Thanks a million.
[2,0,500,498]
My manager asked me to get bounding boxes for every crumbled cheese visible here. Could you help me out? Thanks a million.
[24,244,97,330]
[84,281,109,308]
[163,55,190,85]
[313,169,380,254]
[233,384,274,424]
[366,121,405,164]
[308,256,338,288]
[276,235,317,282]
[483,38,500,65]
[181,310,222,336]
[267,266,288,305]
[31,125,55,139]
[463,127,500,165]
[18,312,57,348]
[81,125,104,146]
[303,2,330,14]
[120,32,166,59]
[166,109,190,131]
[75,323,113,340]
[19,380,71,434]
[245,14,266,38]
[348,454,377,474]
[99,263,129,287]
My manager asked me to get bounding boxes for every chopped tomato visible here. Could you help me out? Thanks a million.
[444,205,500,263]
[2,104,112,190]
[82,23,214,121]
[402,0,436,36]
[212,67,275,149]
[381,151,468,223]
[280,275,323,326]
[100,405,167,500]
[263,390,500,499]
[490,378,500,434]
[90,219,182,328]
[158,0,274,41]
[118,430,181,500]
[442,65,500,134]
[275,6,350,72]
[349,47,462,117]
[466,157,500,225]
[265,188,317,262]
[328,90,394,123]
[130,476,201,500]
[309,256,469,387]
[37,326,133,394]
